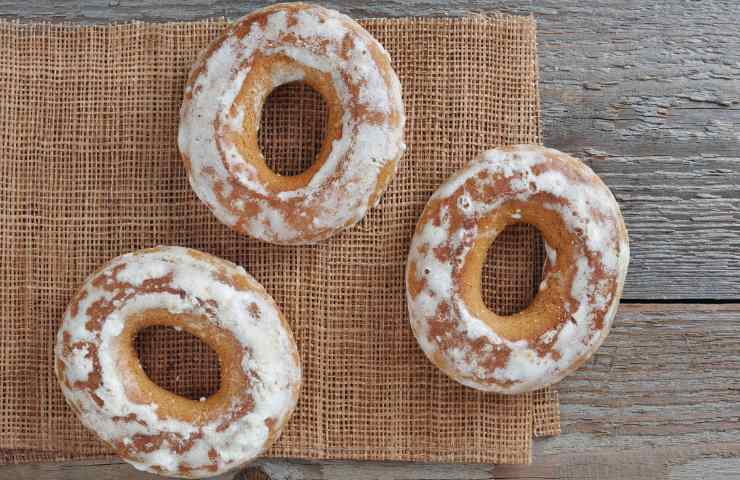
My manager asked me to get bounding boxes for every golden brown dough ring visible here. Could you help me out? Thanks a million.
[55,247,301,478]
[178,3,405,244]
[406,145,629,394]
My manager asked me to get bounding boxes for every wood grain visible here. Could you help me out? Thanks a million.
[2,304,737,479]
[532,0,740,300]
[0,1,737,299]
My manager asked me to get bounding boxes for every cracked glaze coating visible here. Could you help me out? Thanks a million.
[178,3,406,244]
[55,247,301,478]
[406,145,629,394]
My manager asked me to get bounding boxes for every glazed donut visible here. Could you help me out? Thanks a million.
[178,3,406,245]
[406,145,629,394]
[55,247,301,478]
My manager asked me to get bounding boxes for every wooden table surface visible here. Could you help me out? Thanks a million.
[2,1,738,479]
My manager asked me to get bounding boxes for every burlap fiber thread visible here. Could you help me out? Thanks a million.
[0,15,560,465]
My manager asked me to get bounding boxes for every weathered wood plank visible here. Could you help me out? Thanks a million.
[670,457,740,480]
[1,0,738,299]
[531,0,740,300]
[3,304,738,479]
[0,459,236,480]
[533,304,740,475]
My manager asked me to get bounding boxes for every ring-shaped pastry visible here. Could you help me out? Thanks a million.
[406,145,629,394]
[55,246,301,478]
[178,3,406,244]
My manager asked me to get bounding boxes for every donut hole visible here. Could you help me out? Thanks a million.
[134,326,220,401]
[481,224,546,316]
[258,81,328,177]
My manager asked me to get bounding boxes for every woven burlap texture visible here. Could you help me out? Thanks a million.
[0,15,560,465]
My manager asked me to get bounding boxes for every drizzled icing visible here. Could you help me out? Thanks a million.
[178,3,405,244]
[55,247,301,478]
[406,145,629,394]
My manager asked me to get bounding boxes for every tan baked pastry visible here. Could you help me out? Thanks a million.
[55,246,301,478]
[178,3,406,245]
[406,145,629,394]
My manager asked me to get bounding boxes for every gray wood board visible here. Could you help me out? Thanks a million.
[2,304,738,479]
[0,0,737,299]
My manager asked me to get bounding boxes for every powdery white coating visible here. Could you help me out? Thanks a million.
[55,247,301,478]
[65,344,93,384]
[178,3,405,244]
[544,240,557,266]
[406,145,629,394]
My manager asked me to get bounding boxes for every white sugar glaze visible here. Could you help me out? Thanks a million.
[178,3,405,244]
[55,247,301,478]
[406,145,629,394]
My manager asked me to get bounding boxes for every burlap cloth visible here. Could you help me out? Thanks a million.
[0,14,560,466]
